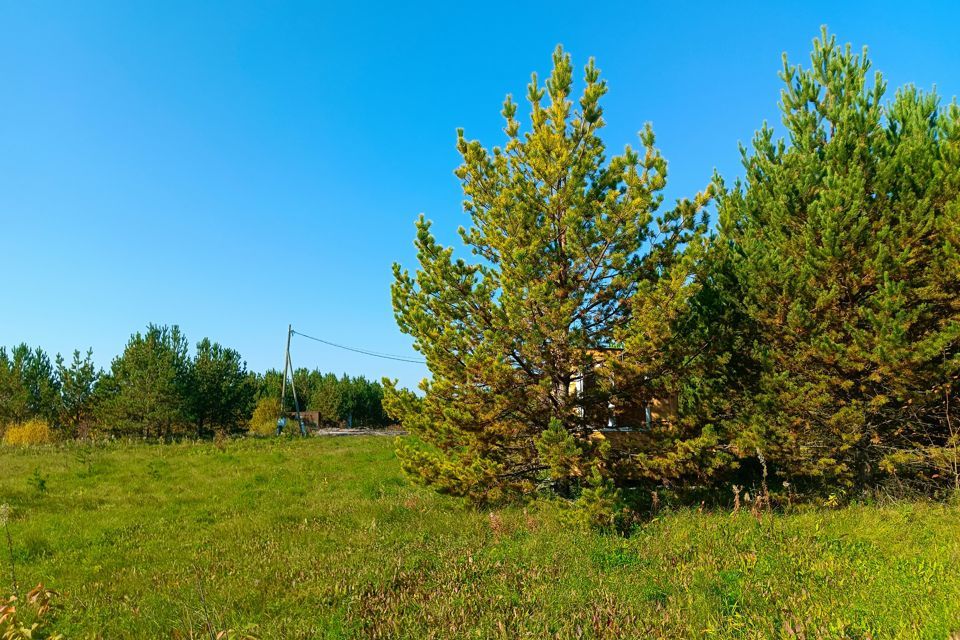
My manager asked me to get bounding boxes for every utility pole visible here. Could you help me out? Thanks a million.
[280,324,291,413]
[280,324,305,436]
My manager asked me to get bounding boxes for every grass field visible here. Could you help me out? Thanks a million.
[1,436,959,639]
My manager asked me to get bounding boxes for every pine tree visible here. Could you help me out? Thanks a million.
[385,47,710,504]
[97,325,192,439]
[188,338,255,437]
[56,349,100,437]
[0,345,59,427]
[309,373,344,427]
[717,29,960,492]
[0,347,30,426]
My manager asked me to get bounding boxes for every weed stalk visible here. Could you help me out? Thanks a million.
[1,504,16,596]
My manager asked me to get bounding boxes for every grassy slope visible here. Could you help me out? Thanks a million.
[0,437,958,639]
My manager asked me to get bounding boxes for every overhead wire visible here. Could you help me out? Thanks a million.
[290,329,427,364]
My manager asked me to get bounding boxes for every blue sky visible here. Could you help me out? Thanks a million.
[1,1,957,390]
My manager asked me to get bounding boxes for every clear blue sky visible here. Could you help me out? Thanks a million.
[1,1,957,390]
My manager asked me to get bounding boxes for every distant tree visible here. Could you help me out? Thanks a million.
[187,338,256,437]
[716,29,960,492]
[291,368,314,413]
[0,345,59,427]
[256,370,284,402]
[56,349,100,437]
[0,347,30,426]
[309,373,343,426]
[336,375,388,427]
[97,325,191,438]
[385,47,710,503]
[251,368,389,429]
[19,345,60,425]
[358,377,388,427]
[339,375,361,427]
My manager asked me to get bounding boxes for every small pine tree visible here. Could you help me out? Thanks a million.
[56,349,99,438]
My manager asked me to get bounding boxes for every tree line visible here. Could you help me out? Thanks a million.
[385,30,960,516]
[251,368,389,431]
[0,324,390,441]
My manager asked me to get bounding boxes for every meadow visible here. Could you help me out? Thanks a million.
[1,436,958,639]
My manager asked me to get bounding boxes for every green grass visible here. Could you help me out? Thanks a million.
[1,437,958,638]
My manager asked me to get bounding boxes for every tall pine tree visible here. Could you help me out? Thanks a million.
[717,29,960,492]
[385,47,711,503]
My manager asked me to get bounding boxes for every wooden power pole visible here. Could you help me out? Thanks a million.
[280,324,304,435]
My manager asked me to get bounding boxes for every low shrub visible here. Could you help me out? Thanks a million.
[248,396,280,436]
[0,583,62,639]
[3,419,54,446]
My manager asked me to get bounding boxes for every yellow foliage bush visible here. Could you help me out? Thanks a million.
[3,418,54,446]
[248,396,281,436]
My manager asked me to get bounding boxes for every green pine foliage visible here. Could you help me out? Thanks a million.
[93,326,258,439]
[95,325,193,438]
[56,349,99,437]
[716,28,960,493]
[387,33,959,508]
[0,345,59,427]
[0,348,32,428]
[386,46,711,504]
[188,338,256,437]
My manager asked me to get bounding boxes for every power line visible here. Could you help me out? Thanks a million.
[290,329,427,364]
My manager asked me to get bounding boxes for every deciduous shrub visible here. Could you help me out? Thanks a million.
[248,396,280,436]
[2,419,53,446]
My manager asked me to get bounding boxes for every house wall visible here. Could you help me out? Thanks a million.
[569,349,679,431]
[285,411,321,430]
